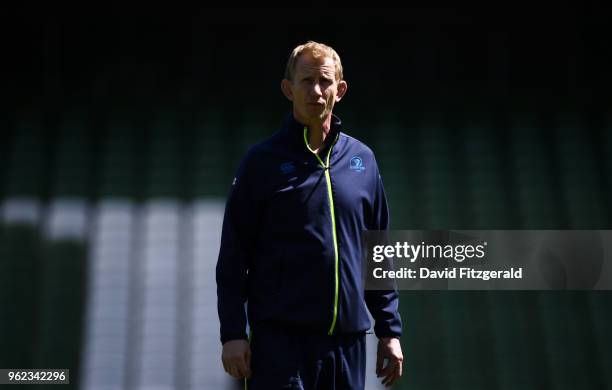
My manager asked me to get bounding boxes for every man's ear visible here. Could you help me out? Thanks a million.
[281,79,294,101]
[336,80,348,102]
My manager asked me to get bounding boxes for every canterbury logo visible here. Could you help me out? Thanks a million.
[280,162,296,174]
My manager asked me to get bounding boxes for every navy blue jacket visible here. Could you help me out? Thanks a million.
[216,113,402,344]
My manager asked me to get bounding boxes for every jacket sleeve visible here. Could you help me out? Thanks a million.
[216,150,259,345]
[364,161,403,339]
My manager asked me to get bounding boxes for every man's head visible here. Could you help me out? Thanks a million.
[281,41,348,127]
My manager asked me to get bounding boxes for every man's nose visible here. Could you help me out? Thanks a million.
[311,82,322,96]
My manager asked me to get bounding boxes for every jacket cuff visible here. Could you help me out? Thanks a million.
[221,332,249,345]
[375,329,402,339]
[374,322,402,339]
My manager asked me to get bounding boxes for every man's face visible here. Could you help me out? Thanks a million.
[282,53,347,125]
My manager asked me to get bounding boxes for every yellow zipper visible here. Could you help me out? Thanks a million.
[303,127,340,335]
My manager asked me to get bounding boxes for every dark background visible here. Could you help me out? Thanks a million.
[4,8,611,112]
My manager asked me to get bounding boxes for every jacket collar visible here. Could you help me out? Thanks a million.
[283,113,343,152]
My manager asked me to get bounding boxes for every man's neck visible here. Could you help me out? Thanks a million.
[302,113,333,153]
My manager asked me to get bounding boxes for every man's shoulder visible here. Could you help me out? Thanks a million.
[237,129,289,171]
[243,130,285,158]
[339,132,376,158]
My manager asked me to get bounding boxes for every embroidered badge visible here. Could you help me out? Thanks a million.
[349,156,365,172]
[280,161,296,174]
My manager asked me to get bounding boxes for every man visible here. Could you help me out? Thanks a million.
[216,41,403,389]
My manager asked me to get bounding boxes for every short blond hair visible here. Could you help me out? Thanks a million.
[284,41,343,82]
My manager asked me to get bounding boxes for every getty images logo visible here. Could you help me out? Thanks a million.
[349,156,365,172]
